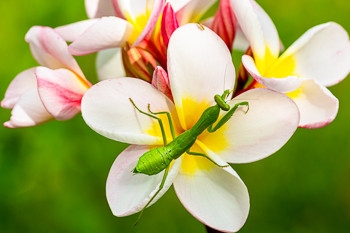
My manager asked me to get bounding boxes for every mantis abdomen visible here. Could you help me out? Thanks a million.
[133,131,197,175]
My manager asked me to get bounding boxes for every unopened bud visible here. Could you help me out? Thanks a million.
[122,43,157,82]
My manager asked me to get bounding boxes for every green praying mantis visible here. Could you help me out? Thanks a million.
[129,89,249,224]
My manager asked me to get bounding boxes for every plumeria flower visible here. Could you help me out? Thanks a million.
[230,0,350,128]
[81,24,299,232]
[1,26,91,128]
[55,0,219,81]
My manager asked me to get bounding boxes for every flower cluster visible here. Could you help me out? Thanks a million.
[2,0,349,232]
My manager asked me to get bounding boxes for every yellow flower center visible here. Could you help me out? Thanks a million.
[144,97,231,176]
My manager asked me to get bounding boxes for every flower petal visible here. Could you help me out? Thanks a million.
[176,0,217,24]
[107,145,182,216]
[4,89,52,128]
[229,0,279,66]
[96,48,126,80]
[152,66,172,99]
[132,0,164,47]
[25,26,85,78]
[211,0,237,50]
[81,78,176,145]
[166,0,191,12]
[167,24,235,130]
[200,88,299,163]
[232,25,249,51]
[36,67,90,121]
[161,3,179,47]
[85,0,116,18]
[243,55,302,93]
[55,19,99,42]
[278,22,350,87]
[290,79,339,129]
[173,157,249,232]
[117,0,154,21]
[69,17,134,55]
[1,68,37,109]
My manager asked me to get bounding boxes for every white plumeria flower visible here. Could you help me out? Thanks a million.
[81,24,299,232]
[55,0,218,81]
[1,26,91,128]
[230,0,350,128]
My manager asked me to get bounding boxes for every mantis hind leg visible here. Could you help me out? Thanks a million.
[187,150,229,168]
[134,165,170,225]
[147,104,176,140]
[207,101,249,133]
[129,98,168,146]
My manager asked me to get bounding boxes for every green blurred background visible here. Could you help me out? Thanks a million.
[1,0,349,232]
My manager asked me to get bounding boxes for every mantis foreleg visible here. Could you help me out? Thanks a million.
[147,104,176,140]
[187,150,229,168]
[207,101,249,133]
[129,98,168,146]
[134,164,170,225]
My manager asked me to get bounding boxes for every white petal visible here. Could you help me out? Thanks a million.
[167,24,235,130]
[173,158,249,232]
[280,22,350,87]
[96,48,126,81]
[25,26,85,78]
[243,55,302,93]
[176,0,217,24]
[81,78,176,145]
[200,88,299,163]
[4,89,52,128]
[107,145,182,216]
[55,19,99,42]
[132,0,164,46]
[233,25,249,51]
[291,79,339,129]
[166,0,191,12]
[1,68,37,109]
[69,17,134,55]
[117,0,153,20]
[36,67,90,121]
[229,0,279,62]
[85,0,116,18]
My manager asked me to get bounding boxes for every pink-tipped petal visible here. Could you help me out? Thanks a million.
[291,79,339,129]
[111,0,125,18]
[243,55,302,93]
[85,0,116,18]
[36,67,90,121]
[173,159,249,232]
[200,88,300,163]
[107,145,182,216]
[69,17,134,55]
[4,89,52,128]
[96,48,126,81]
[152,66,172,99]
[81,78,176,145]
[25,26,85,78]
[211,0,237,50]
[132,0,165,46]
[1,68,37,109]
[167,24,235,130]
[280,22,350,87]
[161,3,179,47]
[55,19,99,42]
